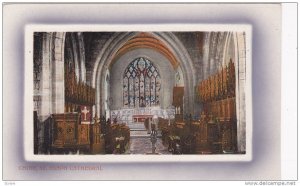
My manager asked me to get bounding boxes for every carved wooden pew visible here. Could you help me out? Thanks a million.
[192,113,237,154]
[90,118,105,154]
[161,120,196,154]
[175,122,195,154]
[158,117,172,146]
[160,114,238,154]
[105,123,130,154]
[218,118,237,153]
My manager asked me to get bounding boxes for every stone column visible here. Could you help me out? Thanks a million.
[78,32,87,83]
[235,32,247,153]
[51,32,65,114]
[40,33,53,122]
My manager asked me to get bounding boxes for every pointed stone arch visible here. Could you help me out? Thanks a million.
[91,32,196,117]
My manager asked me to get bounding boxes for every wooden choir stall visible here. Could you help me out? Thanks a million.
[160,59,238,154]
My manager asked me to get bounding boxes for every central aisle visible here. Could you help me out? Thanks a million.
[126,122,170,154]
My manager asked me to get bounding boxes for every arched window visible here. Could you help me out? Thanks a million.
[123,57,161,108]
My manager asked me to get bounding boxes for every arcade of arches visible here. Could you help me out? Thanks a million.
[33,31,247,155]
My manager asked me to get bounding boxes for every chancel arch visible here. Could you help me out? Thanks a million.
[93,32,196,117]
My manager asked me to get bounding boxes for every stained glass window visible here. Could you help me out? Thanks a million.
[123,57,161,107]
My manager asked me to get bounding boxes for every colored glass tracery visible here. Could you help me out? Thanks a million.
[123,57,161,107]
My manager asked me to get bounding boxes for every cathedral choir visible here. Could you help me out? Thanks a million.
[33,32,244,155]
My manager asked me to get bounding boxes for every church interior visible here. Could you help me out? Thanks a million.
[33,31,247,155]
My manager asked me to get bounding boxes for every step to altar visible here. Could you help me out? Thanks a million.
[127,122,145,130]
[130,130,162,138]
[130,130,149,137]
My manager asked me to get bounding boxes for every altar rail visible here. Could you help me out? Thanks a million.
[111,108,175,123]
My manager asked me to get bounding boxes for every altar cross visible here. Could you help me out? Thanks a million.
[82,106,89,121]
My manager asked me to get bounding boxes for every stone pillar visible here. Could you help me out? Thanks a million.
[235,32,247,153]
[78,32,86,83]
[52,33,65,114]
[203,33,211,79]
[96,74,101,117]
[40,33,53,122]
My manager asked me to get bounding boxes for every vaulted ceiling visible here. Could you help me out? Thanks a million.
[82,32,205,76]
[112,32,179,68]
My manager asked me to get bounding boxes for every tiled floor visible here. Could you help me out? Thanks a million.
[126,121,170,154]
[128,136,170,154]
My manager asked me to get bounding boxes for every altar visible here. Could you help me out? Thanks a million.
[132,114,153,122]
